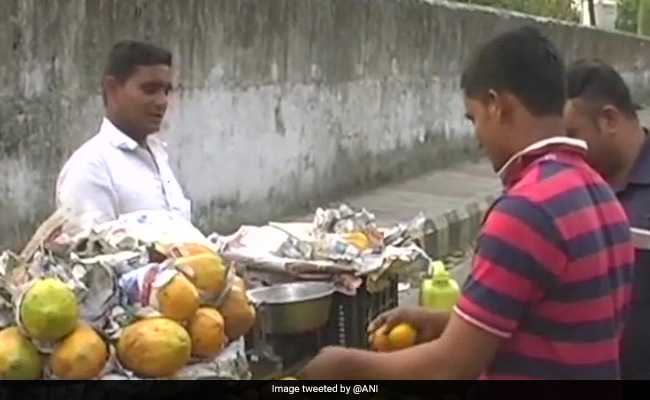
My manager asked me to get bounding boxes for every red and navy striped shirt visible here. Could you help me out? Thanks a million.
[455,139,635,380]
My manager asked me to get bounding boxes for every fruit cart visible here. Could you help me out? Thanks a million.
[0,205,431,380]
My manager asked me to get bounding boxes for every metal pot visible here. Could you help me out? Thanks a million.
[247,282,335,335]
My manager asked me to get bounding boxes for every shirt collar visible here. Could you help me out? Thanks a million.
[99,117,167,151]
[498,136,588,187]
[625,128,650,186]
[100,118,138,151]
[147,134,168,149]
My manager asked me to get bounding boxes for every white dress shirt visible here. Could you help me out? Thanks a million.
[56,118,191,223]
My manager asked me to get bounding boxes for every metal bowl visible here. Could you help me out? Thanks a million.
[247,282,335,335]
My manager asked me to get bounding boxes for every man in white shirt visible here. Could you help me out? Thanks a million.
[56,41,191,223]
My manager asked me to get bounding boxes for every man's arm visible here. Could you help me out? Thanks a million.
[301,312,500,380]
[301,195,565,380]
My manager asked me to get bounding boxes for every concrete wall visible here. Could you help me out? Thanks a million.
[2,0,650,250]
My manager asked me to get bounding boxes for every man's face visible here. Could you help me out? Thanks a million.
[564,98,613,178]
[464,95,509,172]
[106,64,172,138]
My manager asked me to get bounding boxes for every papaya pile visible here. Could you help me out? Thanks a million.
[113,243,256,378]
[0,242,256,380]
[112,244,256,377]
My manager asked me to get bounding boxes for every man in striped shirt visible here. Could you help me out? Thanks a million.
[300,26,634,380]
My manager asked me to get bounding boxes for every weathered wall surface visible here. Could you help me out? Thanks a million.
[2,0,650,250]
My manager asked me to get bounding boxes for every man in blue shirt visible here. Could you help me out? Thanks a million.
[565,59,650,379]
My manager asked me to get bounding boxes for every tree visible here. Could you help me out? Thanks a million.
[587,0,597,25]
[452,0,580,22]
[616,0,640,33]
[639,0,650,35]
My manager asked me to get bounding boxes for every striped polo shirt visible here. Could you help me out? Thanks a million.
[455,137,635,380]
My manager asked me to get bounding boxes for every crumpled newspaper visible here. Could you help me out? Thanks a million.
[211,227,356,277]
[7,253,120,353]
[71,210,214,257]
[20,207,81,262]
[0,252,19,328]
[312,234,361,262]
[382,212,434,248]
[210,225,312,260]
[210,205,433,294]
[313,204,377,234]
[68,255,120,329]
[312,205,384,256]
[117,260,179,320]
[361,244,431,293]
[176,338,251,380]
[0,247,121,336]
[71,251,149,280]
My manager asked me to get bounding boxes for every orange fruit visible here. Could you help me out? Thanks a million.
[117,318,191,378]
[218,276,256,340]
[175,254,227,298]
[157,274,200,322]
[50,323,108,379]
[188,307,226,358]
[387,323,417,350]
[370,325,391,352]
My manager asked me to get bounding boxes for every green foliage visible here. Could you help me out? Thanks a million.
[639,0,650,35]
[453,0,580,22]
[616,0,639,33]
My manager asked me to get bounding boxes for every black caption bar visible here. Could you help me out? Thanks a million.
[0,380,630,400]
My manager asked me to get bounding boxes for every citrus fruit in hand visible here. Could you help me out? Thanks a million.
[387,323,417,350]
[370,325,392,352]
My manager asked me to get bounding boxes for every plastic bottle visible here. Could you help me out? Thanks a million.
[419,261,460,311]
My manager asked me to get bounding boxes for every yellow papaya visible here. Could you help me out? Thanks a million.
[188,307,226,358]
[157,274,200,322]
[175,253,227,299]
[50,323,108,379]
[0,327,42,379]
[218,276,256,340]
[117,318,191,378]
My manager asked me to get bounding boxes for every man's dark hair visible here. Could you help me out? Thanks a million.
[461,26,566,117]
[567,59,640,119]
[103,40,172,82]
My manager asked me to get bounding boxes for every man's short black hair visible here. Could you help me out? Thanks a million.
[461,26,566,117]
[103,40,172,82]
[567,59,641,118]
